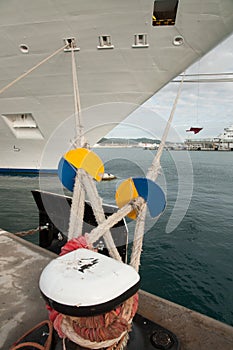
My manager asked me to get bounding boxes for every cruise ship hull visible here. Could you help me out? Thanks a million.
[0,0,233,172]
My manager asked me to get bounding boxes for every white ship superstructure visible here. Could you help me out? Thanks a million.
[215,125,233,150]
[0,0,233,172]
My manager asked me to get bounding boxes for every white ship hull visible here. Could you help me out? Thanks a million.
[0,0,233,172]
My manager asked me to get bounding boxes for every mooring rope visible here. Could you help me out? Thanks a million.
[68,45,121,261]
[86,73,185,259]
[71,46,85,148]
[81,172,122,261]
[51,42,185,347]
[87,197,145,246]
[86,74,185,271]
[130,72,186,272]
[0,45,68,96]
[6,38,186,349]
[67,43,86,239]
[68,171,86,240]
[88,75,185,271]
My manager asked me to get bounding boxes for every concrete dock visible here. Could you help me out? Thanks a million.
[1,229,233,350]
[0,230,55,349]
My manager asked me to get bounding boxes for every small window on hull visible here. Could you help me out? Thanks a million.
[152,0,179,26]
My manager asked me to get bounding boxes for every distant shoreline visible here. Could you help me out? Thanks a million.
[94,144,233,151]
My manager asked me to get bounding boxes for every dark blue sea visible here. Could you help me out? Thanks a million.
[0,148,233,326]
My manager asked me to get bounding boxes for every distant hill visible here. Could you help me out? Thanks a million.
[97,137,160,145]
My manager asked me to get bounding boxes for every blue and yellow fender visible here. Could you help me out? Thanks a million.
[115,177,166,219]
[58,148,104,191]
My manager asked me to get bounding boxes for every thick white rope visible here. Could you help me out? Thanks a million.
[71,47,85,147]
[147,77,184,181]
[68,170,86,240]
[67,46,122,262]
[129,204,147,271]
[130,74,186,271]
[87,197,145,245]
[68,46,86,239]
[0,45,68,96]
[85,75,185,272]
[60,49,184,350]
[81,173,122,261]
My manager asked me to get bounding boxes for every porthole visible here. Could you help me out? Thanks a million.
[173,35,184,46]
[19,44,29,53]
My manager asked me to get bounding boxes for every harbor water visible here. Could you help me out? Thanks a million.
[0,148,233,326]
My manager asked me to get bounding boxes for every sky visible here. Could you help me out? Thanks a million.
[106,34,233,143]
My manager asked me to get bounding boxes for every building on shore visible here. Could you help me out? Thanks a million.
[185,138,218,151]
[185,125,233,151]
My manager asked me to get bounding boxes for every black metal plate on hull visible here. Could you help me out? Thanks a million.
[31,190,128,261]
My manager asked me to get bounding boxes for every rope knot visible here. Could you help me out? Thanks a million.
[130,197,145,216]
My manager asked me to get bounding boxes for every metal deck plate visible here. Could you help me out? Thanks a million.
[52,314,179,350]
